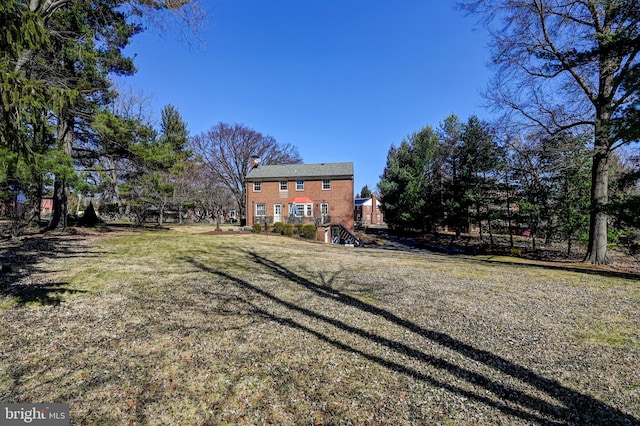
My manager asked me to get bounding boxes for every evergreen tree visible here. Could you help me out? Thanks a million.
[461,0,640,264]
[357,185,372,199]
[44,1,141,230]
[146,104,191,224]
[439,115,468,236]
[1,0,202,232]
[609,151,640,255]
[117,105,191,225]
[459,116,504,244]
[379,126,440,231]
[508,136,553,251]
[542,134,592,256]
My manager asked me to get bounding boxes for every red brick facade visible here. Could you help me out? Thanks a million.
[245,163,354,233]
[354,195,385,225]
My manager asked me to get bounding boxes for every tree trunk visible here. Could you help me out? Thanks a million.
[477,201,484,242]
[78,201,100,227]
[531,234,536,252]
[584,143,612,264]
[583,43,617,265]
[504,167,514,248]
[488,210,494,247]
[107,156,125,218]
[47,114,73,231]
[19,169,43,233]
[48,178,68,230]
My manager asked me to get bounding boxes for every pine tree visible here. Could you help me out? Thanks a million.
[461,0,640,264]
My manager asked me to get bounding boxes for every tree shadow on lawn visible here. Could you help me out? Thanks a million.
[1,281,86,306]
[0,235,93,305]
[186,254,638,426]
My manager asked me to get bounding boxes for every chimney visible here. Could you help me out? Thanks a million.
[250,156,260,169]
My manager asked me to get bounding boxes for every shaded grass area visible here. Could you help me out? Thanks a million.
[0,232,97,306]
[0,225,639,425]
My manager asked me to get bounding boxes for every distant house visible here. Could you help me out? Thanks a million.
[354,194,384,225]
[245,160,356,241]
[41,198,53,218]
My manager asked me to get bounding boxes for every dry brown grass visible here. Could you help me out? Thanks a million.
[0,225,639,425]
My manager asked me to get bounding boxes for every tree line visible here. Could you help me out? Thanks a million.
[2,1,638,266]
[0,0,299,235]
[454,0,640,264]
[379,114,639,258]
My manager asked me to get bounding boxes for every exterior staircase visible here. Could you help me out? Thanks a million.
[330,224,361,246]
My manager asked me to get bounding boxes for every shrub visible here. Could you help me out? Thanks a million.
[252,223,262,233]
[301,224,317,240]
[283,223,295,237]
[294,223,303,235]
[273,222,285,234]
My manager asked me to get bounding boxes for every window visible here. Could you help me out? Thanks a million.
[289,204,301,216]
[296,180,304,190]
[279,180,288,191]
[322,179,331,190]
[288,203,313,217]
[253,181,262,191]
[256,204,266,216]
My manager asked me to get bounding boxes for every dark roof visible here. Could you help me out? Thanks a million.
[246,162,353,180]
[354,198,368,206]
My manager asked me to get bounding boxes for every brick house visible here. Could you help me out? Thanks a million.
[245,161,355,236]
[354,194,385,225]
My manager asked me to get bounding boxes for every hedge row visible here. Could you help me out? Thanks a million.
[252,222,317,240]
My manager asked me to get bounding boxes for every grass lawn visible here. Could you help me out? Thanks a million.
[1,225,639,425]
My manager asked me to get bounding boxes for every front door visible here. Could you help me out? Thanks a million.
[274,204,282,223]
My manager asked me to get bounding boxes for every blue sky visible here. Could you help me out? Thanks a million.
[120,0,493,193]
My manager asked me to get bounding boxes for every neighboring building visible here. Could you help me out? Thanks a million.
[41,198,53,218]
[354,195,385,225]
[245,161,355,234]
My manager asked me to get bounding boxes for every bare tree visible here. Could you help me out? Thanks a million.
[460,0,640,264]
[190,122,302,221]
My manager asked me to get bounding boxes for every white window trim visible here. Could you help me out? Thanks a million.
[253,181,262,192]
[289,204,300,217]
[322,179,331,190]
[256,203,266,217]
[289,203,313,217]
[296,180,304,191]
[279,180,288,191]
